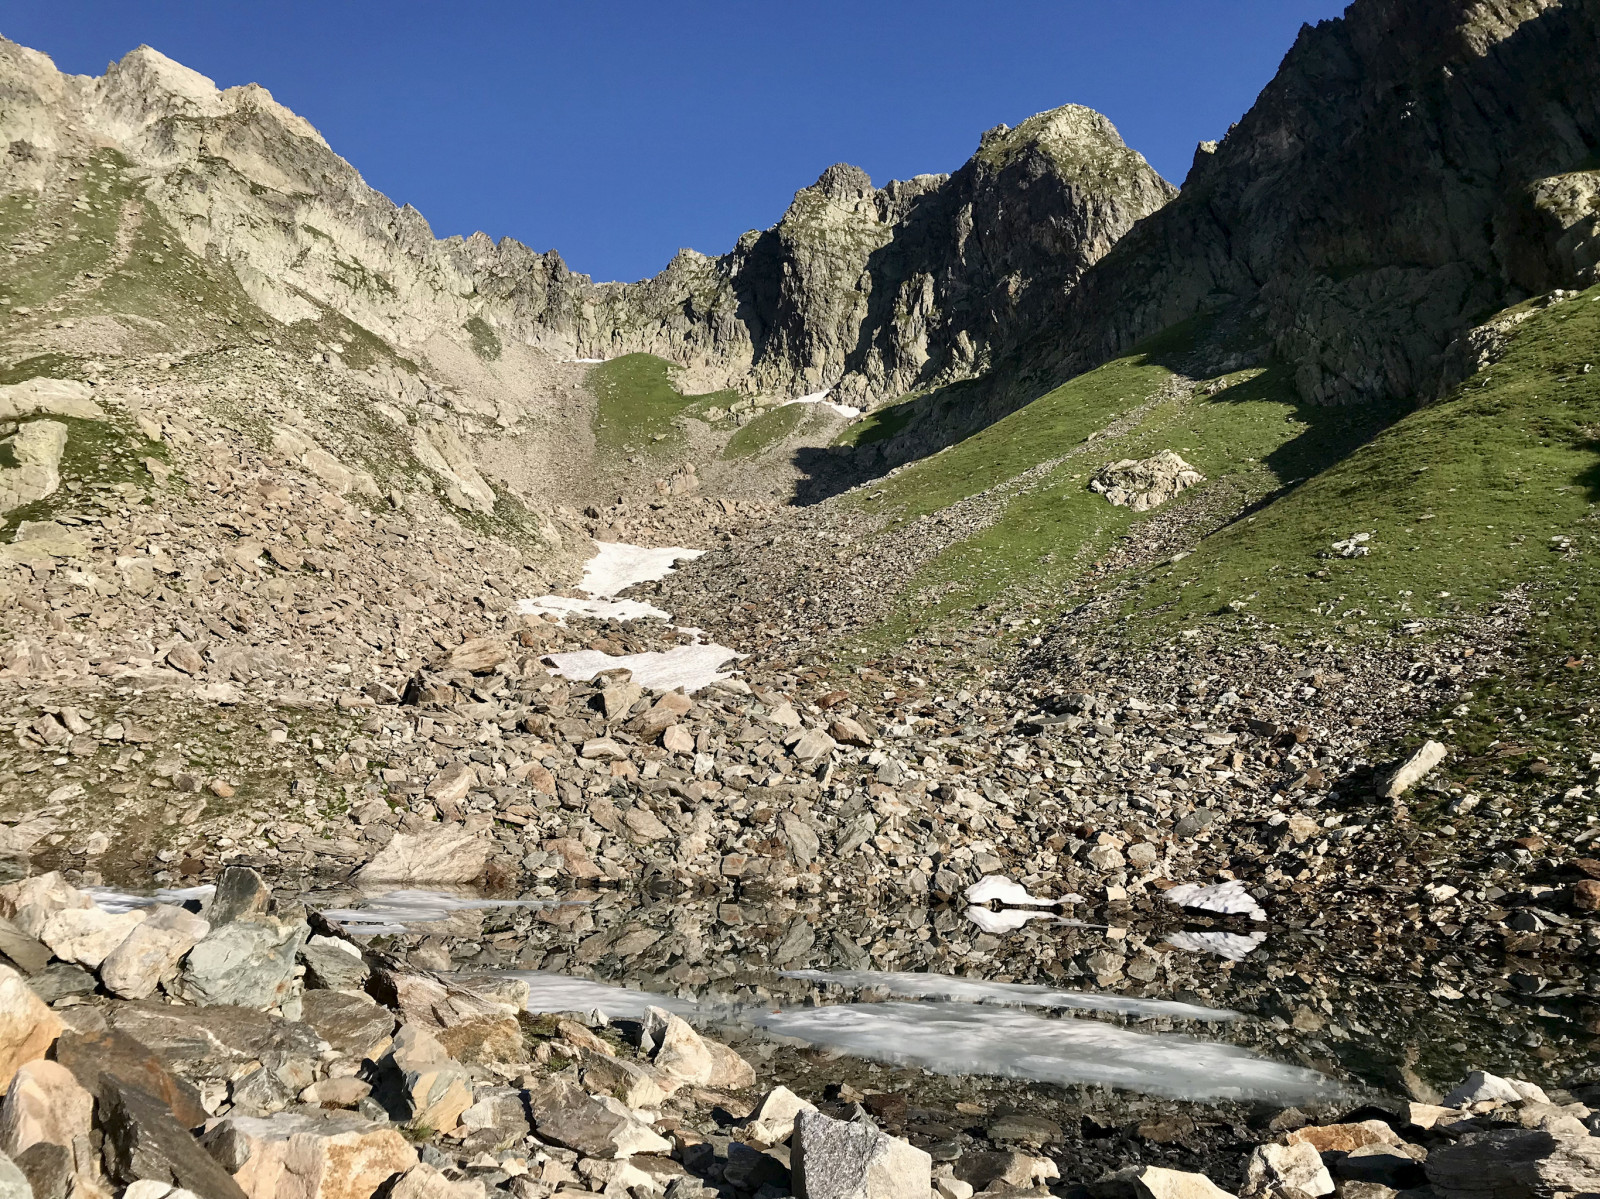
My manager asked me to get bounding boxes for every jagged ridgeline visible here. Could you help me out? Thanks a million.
[0,38,1170,405]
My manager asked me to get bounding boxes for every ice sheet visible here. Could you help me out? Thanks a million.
[505,969,1336,1102]
[580,542,704,598]
[516,594,673,624]
[782,969,1238,1023]
[750,1000,1340,1103]
[546,643,742,694]
[88,884,214,914]
[511,970,698,1018]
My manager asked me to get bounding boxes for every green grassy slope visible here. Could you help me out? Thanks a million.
[588,353,739,455]
[723,402,829,460]
[1130,288,1600,637]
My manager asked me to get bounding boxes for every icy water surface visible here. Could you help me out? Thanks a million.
[89,881,1595,1110]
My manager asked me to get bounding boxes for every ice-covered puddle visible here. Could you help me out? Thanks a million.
[509,969,1341,1104]
[521,540,741,693]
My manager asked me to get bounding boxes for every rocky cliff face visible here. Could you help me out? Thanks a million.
[0,40,1172,405]
[1042,0,1600,405]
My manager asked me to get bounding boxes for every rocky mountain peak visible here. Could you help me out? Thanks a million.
[810,162,875,204]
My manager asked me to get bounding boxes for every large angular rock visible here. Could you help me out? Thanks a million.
[1441,1070,1546,1107]
[0,967,60,1090]
[206,867,271,927]
[1425,1127,1600,1198]
[0,1060,93,1158]
[746,1085,819,1146]
[1090,1166,1237,1199]
[37,906,146,968]
[1244,1142,1333,1198]
[355,828,487,885]
[299,937,369,992]
[527,1076,671,1160]
[54,1027,208,1130]
[100,905,210,1000]
[97,1076,247,1198]
[0,874,92,939]
[793,1109,932,1199]
[366,970,522,1065]
[388,1162,488,1198]
[952,1149,1058,1193]
[642,1007,754,1090]
[1089,451,1204,512]
[202,1108,418,1199]
[578,1049,670,1111]
[107,1002,327,1094]
[0,916,49,977]
[298,990,395,1061]
[177,915,308,1009]
[1287,1121,1402,1153]
[1384,740,1448,800]
[11,1139,71,1199]
[369,1027,472,1133]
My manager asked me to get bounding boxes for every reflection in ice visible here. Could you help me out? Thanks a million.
[751,1000,1340,1103]
[964,906,1080,934]
[781,969,1239,1022]
[318,890,572,936]
[506,967,1335,1102]
[1163,880,1267,921]
[1167,930,1269,962]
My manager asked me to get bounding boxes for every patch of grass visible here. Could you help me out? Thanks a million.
[835,400,914,448]
[857,343,1405,649]
[861,320,1202,523]
[0,152,129,311]
[0,354,82,384]
[464,316,502,361]
[723,403,816,459]
[589,353,738,455]
[0,414,167,537]
[1129,286,1600,637]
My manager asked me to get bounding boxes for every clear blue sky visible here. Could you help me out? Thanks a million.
[5,2,1346,283]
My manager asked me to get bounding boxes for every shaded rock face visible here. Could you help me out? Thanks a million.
[1050,0,1600,406]
[648,109,1177,402]
[0,40,1171,405]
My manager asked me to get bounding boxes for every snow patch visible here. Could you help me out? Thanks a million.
[517,594,672,624]
[580,542,704,597]
[546,643,742,693]
[783,388,862,420]
[1163,879,1266,921]
[965,875,1061,907]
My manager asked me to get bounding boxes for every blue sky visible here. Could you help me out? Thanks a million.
[6,2,1346,283]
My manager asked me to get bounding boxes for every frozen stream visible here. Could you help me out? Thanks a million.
[518,540,742,692]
